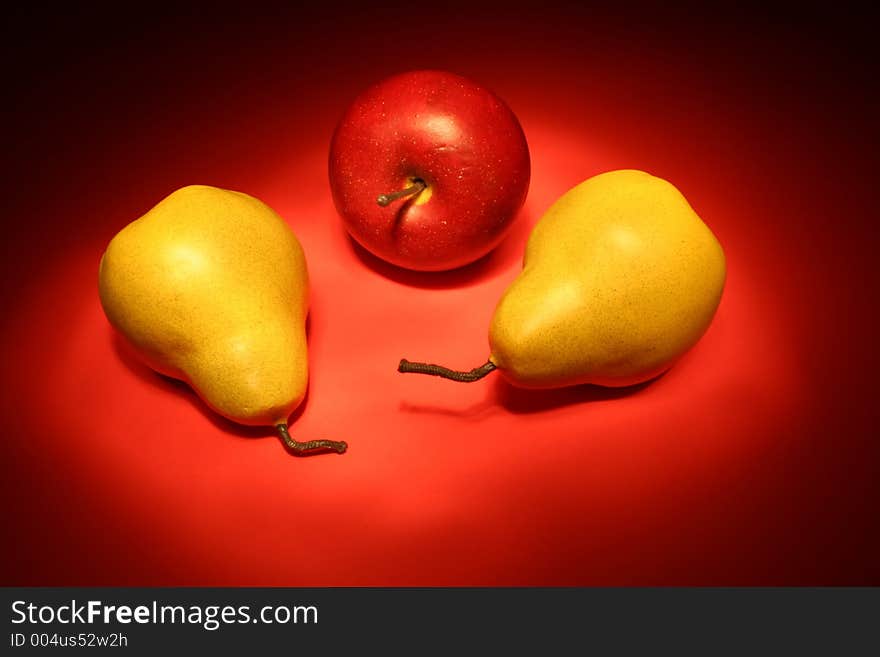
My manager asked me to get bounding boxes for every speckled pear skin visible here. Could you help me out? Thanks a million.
[489,169,726,388]
[98,185,309,426]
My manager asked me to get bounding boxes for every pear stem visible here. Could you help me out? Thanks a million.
[377,179,426,207]
[398,359,496,382]
[276,424,347,455]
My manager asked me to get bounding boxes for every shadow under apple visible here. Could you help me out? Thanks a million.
[343,203,536,290]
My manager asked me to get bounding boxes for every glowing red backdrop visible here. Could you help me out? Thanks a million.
[1,3,877,585]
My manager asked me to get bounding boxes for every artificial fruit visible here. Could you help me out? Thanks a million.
[329,69,530,271]
[399,169,726,388]
[98,185,346,455]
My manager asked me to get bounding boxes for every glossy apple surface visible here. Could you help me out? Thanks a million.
[329,70,531,271]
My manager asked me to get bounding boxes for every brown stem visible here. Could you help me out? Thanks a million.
[377,179,426,207]
[276,424,347,455]
[398,359,496,382]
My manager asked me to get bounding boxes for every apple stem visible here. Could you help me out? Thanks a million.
[276,424,347,455]
[377,179,426,207]
[398,358,497,382]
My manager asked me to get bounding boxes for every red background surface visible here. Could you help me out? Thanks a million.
[1,3,877,585]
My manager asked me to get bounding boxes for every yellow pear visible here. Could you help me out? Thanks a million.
[98,185,346,454]
[399,169,726,389]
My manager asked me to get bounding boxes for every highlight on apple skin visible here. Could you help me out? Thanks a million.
[329,69,531,272]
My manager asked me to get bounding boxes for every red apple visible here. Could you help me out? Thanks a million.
[328,70,531,271]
